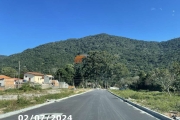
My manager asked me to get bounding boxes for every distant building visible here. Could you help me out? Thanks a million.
[24,72,44,84]
[0,75,19,90]
[44,75,54,84]
[59,82,69,88]
[51,80,59,87]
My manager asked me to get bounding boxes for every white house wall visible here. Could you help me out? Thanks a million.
[44,75,53,84]
[34,76,44,84]
[44,75,50,84]
[24,73,35,82]
[0,80,5,86]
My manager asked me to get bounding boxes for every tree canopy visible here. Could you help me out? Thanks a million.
[0,33,180,93]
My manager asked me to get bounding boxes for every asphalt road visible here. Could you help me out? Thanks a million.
[2,89,158,120]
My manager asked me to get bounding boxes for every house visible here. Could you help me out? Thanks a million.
[59,82,69,88]
[51,80,59,87]
[24,72,44,84]
[0,75,11,90]
[44,75,54,84]
[0,75,19,90]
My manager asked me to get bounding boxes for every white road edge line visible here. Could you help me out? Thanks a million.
[0,89,94,119]
[108,90,172,120]
[125,101,159,120]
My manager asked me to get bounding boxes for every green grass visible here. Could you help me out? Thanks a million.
[0,89,86,113]
[0,89,44,95]
[110,89,180,113]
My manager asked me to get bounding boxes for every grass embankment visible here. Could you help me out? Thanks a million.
[0,89,87,113]
[0,89,44,95]
[110,90,180,116]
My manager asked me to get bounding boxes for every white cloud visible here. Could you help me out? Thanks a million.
[151,8,163,11]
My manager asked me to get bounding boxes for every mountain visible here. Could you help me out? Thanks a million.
[0,55,7,60]
[0,33,180,75]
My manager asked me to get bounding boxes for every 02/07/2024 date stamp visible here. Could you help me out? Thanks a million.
[18,114,72,120]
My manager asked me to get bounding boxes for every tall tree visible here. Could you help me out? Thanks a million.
[65,64,75,85]
[56,64,75,85]
[74,64,83,86]
[152,68,175,96]
[110,63,129,87]
[82,51,114,87]
[1,67,17,78]
[170,62,180,94]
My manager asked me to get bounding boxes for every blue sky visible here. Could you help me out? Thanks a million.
[0,0,180,55]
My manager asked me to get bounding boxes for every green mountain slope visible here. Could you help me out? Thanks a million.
[0,55,7,60]
[0,33,179,75]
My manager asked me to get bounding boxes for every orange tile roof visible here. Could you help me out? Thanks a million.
[26,72,44,76]
[0,75,11,79]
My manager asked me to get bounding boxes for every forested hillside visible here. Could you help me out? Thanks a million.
[0,55,7,60]
[0,33,180,76]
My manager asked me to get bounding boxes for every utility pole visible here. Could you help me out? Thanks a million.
[85,79,87,88]
[59,74,60,82]
[105,79,107,89]
[107,80,108,89]
[83,78,84,89]
[72,78,75,89]
[59,73,60,88]
[18,61,20,88]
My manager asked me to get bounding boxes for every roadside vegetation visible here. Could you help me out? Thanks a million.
[0,83,43,95]
[1,35,180,117]
[0,88,86,114]
[110,89,180,116]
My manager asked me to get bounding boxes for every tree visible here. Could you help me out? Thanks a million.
[135,70,146,89]
[107,63,129,87]
[170,62,180,94]
[143,71,161,91]
[55,64,75,85]
[112,63,129,80]
[152,68,175,96]
[74,64,83,87]
[1,67,17,77]
[65,64,75,85]
[1,34,180,77]
[82,51,114,87]
[56,68,67,82]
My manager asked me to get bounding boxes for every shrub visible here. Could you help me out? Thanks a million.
[19,83,42,92]
[33,85,42,90]
[17,95,31,107]
[19,83,33,92]
[110,89,180,112]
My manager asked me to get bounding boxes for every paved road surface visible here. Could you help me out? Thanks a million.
[2,89,158,120]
